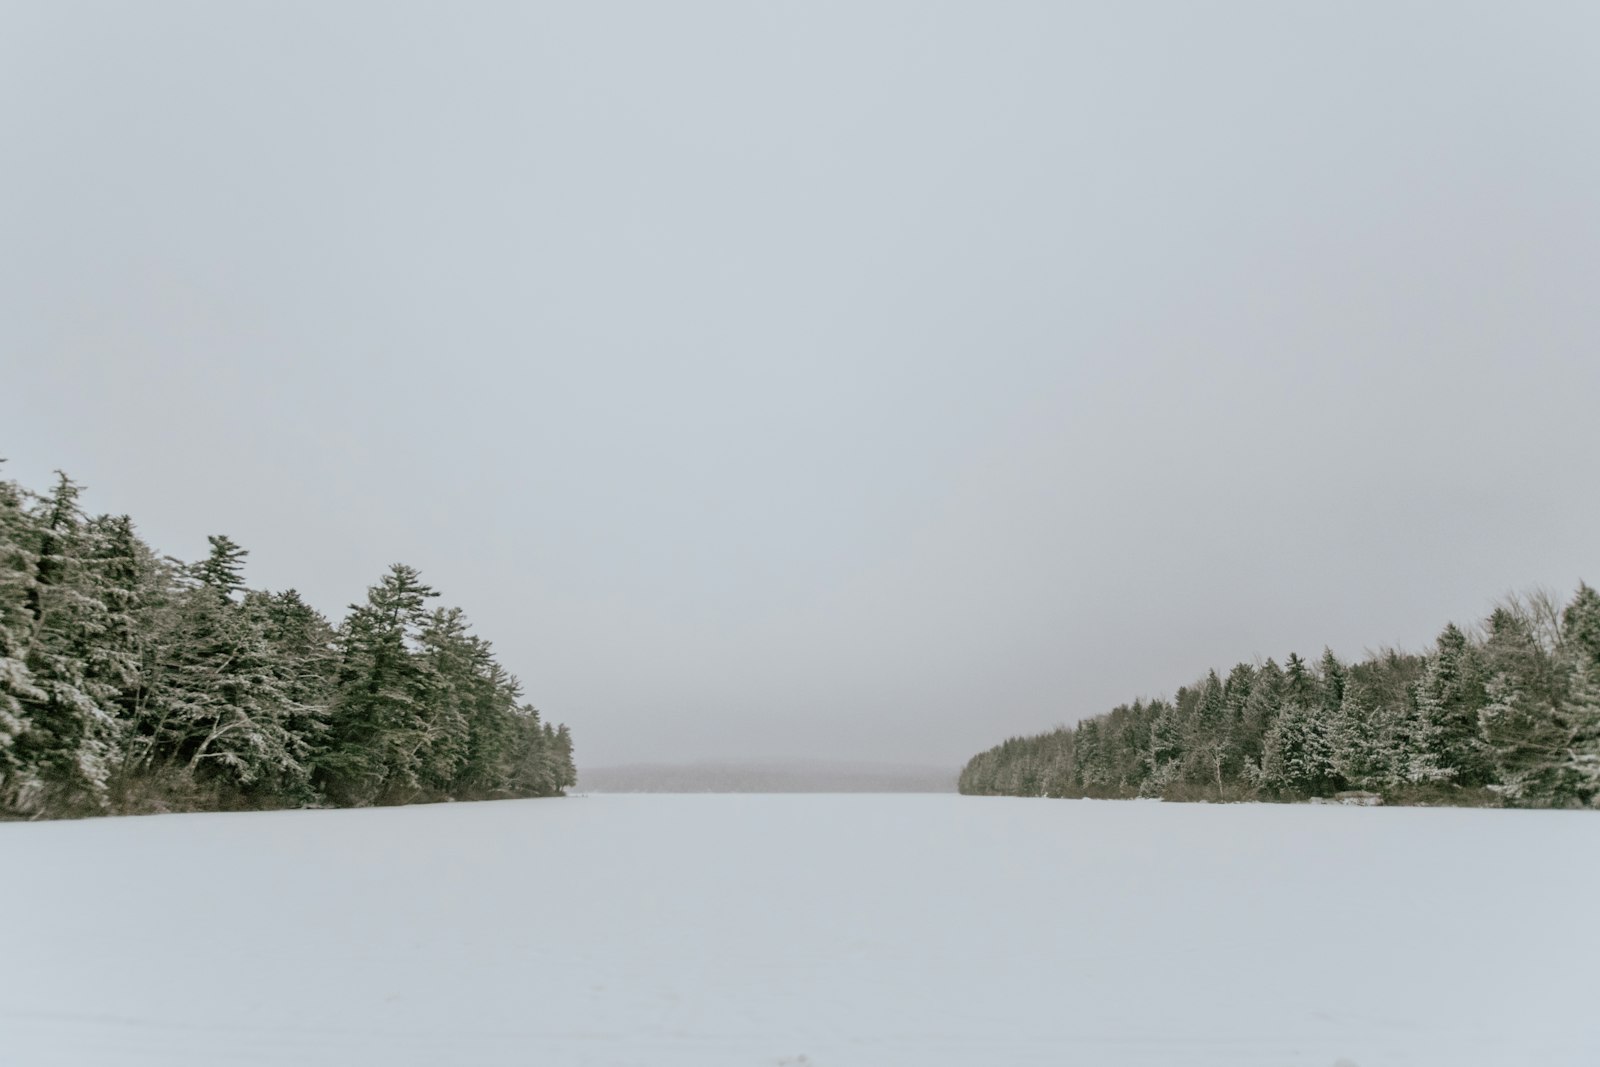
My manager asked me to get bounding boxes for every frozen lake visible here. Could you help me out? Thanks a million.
[3,793,1597,1066]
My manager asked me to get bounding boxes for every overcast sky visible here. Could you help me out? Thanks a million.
[3,2,1597,769]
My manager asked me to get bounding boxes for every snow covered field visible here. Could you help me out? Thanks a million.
[3,794,1597,1067]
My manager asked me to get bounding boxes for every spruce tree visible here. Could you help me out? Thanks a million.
[1284,652,1319,707]
[1415,624,1491,784]
[1479,671,1568,806]
[1561,583,1600,672]
[1557,657,1600,807]
[1260,701,1334,797]
[1318,648,1345,717]
[1186,670,1231,797]
[1142,699,1182,796]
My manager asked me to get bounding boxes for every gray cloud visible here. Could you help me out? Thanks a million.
[4,1,1597,767]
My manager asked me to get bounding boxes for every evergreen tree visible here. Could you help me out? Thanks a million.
[139,550,307,793]
[1284,652,1319,707]
[1327,687,1378,789]
[0,464,576,819]
[414,607,478,792]
[1260,701,1334,797]
[960,583,1600,811]
[1415,624,1491,784]
[1479,671,1568,806]
[321,564,439,804]
[0,464,44,806]
[1185,670,1231,798]
[194,534,248,599]
[1142,699,1182,796]
[10,474,127,811]
[1561,583,1600,672]
[1558,656,1600,807]
[1238,659,1283,781]
[1318,648,1345,718]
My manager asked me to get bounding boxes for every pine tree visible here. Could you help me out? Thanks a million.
[139,546,305,793]
[1558,656,1600,807]
[1327,687,1379,790]
[1260,701,1334,797]
[1415,624,1491,784]
[1318,648,1345,717]
[1239,659,1283,788]
[9,475,125,811]
[321,564,439,803]
[0,464,575,818]
[1284,652,1319,707]
[0,464,45,807]
[1382,693,1452,789]
[1074,717,1108,791]
[414,607,476,791]
[1185,670,1231,798]
[1142,699,1182,796]
[256,588,338,794]
[1562,583,1600,672]
[194,534,248,599]
[1479,672,1556,805]
[551,722,577,793]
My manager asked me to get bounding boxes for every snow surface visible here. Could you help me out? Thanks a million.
[3,794,1597,1066]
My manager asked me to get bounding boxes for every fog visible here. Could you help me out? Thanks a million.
[4,1,1597,767]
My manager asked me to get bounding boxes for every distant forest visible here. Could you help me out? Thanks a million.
[1,463,574,820]
[578,761,958,794]
[961,586,1600,808]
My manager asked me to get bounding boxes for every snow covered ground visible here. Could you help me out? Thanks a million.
[3,794,1597,1067]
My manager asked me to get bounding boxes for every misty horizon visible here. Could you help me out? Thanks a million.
[6,2,1598,769]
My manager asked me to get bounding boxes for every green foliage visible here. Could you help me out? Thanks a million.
[0,464,574,819]
[960,585,1600,809]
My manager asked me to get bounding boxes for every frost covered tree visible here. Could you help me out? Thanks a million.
[962,590,1600,807]
[0,463,43,807]
[131,539,312,797]
[1260,700,1335,797]
[194,534,248,599]
[0,464,576,819]
[1557,658,1600,807]
[1184,670,1232,798]
[1563,584,1600,672]
[320,564,440,804]
[1413,624,1491,785]
[1479,672,1565,805]
[6,475,130,811]
[1142,698,1183,796]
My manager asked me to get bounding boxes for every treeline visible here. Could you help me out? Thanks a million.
[960,586,1600,808]
[1,464,574,819]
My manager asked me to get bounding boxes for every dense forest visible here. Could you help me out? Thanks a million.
[961,586,1600,808]
[0,462,575,820]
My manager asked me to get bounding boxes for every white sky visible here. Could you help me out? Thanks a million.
[4,2,1598,767]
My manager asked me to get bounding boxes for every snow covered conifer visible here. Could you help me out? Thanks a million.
[1561,583,1600,672]
[321,564,439,803]
[1478,672,1567,805]
[1414,624,1491,784]
[0,464,45,808]
[1318,648,1345,717]
[194,535,248,599]
[10,474,124,811]
[1260,700,1334,797]
[1557,657,1600,807]
[1284,652,1319,708]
